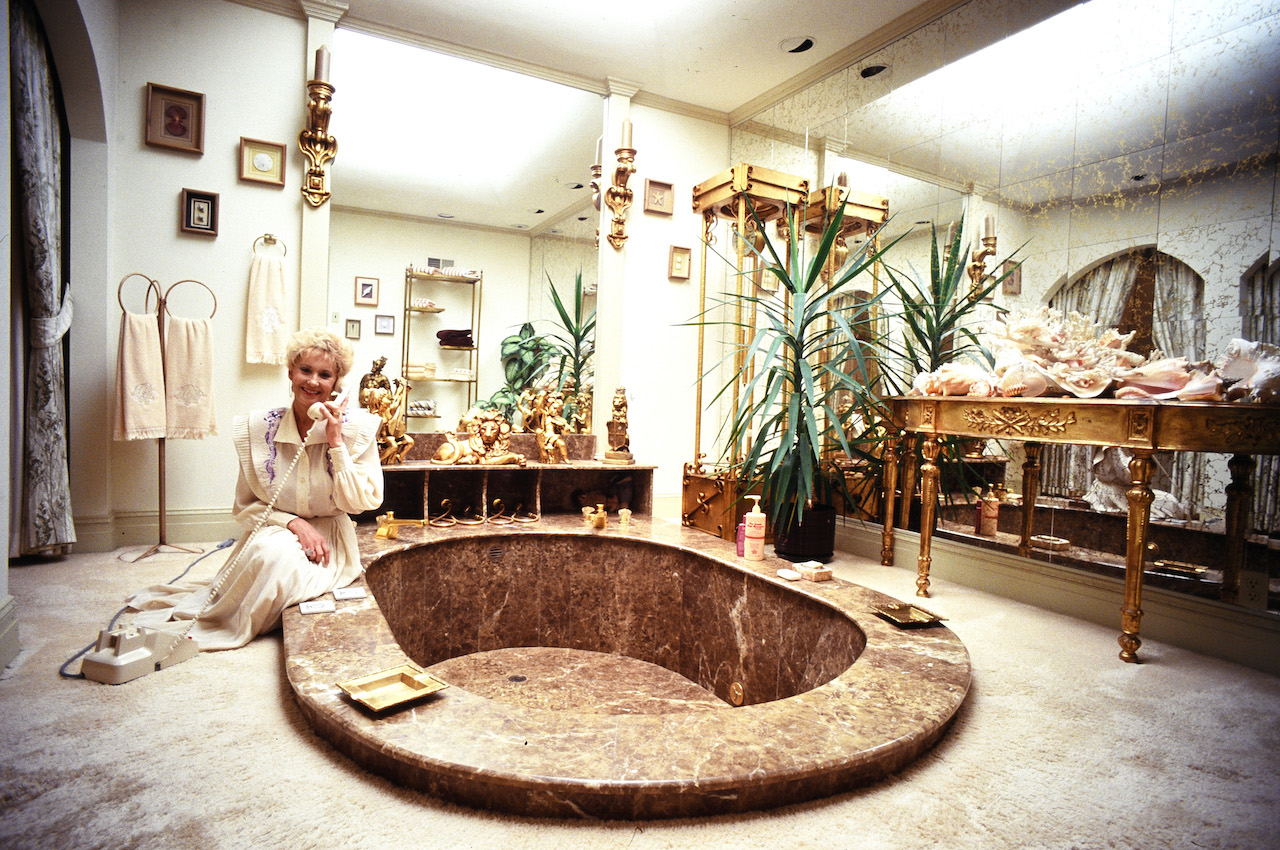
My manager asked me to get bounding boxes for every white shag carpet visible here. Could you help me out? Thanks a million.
[2,537,1279,849]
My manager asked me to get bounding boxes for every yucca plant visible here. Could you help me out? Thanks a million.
[699,198,902,545]
[879,220,1016,392]
[879,219,1022,496]
[547,271,596,426]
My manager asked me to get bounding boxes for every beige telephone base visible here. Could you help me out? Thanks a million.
[80,625,200,685]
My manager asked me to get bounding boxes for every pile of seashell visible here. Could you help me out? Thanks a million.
[908,306,1279,404]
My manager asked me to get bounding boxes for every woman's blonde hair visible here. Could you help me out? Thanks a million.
[286,327,354,380]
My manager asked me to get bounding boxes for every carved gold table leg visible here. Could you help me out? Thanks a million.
[916,437,942,598]
[881,434,900,566]
[899,435,918,529]
[1019,442,1043,557]
[1221,453,1255,605]
[1119,450,1155,663]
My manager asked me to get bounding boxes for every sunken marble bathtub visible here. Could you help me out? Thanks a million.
[283,516,970,819]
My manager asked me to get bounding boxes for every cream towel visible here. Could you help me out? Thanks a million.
[113,310,166,441]
[245,254,287,364]
[165,316,217,439]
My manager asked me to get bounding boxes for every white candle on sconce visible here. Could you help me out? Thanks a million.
[621,119,632,149]
[945,223,956,247]
[314,45,330,82]
[595,135,603,168]
[983,214,996,239]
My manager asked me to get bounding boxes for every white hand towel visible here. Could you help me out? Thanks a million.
[165,316,217,439]
[245,254,288,364]
[113,310,167,441]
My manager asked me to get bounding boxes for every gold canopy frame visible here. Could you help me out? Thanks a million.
[682,163,889,540]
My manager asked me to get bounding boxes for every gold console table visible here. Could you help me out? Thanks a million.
[880,396,1280,663]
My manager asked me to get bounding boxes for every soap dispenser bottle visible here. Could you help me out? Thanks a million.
[743,496,766,561]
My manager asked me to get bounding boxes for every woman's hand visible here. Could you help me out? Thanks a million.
[317,392,349,448]
[287,517,330,566]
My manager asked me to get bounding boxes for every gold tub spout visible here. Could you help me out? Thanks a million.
[375,511,426,540]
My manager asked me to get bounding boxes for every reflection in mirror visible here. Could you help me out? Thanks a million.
[734,0,1279,537]
[324,29,602,430]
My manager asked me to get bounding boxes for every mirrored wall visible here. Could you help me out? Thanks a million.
[734,0,1279,524]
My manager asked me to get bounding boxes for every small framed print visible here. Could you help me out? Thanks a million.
[345,319,361,340]
[668,245,692,280]
[239,137,285,186]
[644,179,674,215]
[179,188,218,236]
[375,314,395,335]
[355,276,379,306]
[145,83,205,154]
[1001,260,1022,297]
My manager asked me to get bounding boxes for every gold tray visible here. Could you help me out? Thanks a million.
[337,665,449,711]
[872,602,947,628]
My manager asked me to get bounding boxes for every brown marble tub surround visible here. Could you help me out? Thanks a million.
[283,515,971,819]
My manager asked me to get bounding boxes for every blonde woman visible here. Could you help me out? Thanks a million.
[129,328,383,649]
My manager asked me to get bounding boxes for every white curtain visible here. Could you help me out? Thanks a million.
[1042,256,1139,499]
[1152,254,1207,514]
[1243,256,1280,534]
[10,0,76,555]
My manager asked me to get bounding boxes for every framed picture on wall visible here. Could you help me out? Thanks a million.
[668,245,692,280]
[644,179,674,215]
[355,276,379,306]
[239,137,286,186]
[179,188,218,236]
[375,314,395,335]
[1001,260,1022,297]
[345,319,361,340]
[145,83,205,154]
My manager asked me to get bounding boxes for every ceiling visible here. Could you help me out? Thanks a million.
[301,0,953,234]
[273,0,1277,235]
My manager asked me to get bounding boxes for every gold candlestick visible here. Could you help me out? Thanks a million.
[967,234,997,300]
[299,79,337,207]
[604,147,636,249]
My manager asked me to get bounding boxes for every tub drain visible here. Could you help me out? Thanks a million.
[507,674,527,683]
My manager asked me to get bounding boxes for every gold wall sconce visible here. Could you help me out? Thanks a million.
[967,215,997,300]
[603,120,635,249]
[299,46,337,207]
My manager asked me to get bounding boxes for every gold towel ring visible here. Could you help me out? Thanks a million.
[163,279,218,319]
[117,272,161,314]
[253,234,287,257]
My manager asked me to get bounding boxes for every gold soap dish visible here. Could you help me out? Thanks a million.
[337,664,449,711]
[872,602,946,628]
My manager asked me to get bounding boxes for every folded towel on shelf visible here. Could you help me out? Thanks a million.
[164,316,217,439]
[449,367,476,381]
[440,267,481,280]
[403,363,437,381]
[113,310,167,441]
[436,329,474,348]
[245,254,288,364]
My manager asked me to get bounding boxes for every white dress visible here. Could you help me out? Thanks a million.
[128,406,383,650]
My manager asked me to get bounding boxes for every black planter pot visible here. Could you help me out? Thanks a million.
[772,503,838,563]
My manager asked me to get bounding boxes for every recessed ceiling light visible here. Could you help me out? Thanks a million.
[576,215,589,222]
[437,213,454,219]
[528,208,546,215]
[564,182,584,190]
[513,224,529,230]
[860,64,888,79]
[779,36,814,54]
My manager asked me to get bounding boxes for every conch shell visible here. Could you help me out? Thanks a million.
[1220,339,1280,404]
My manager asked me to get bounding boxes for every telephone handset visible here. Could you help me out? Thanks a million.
[308,387,349,421]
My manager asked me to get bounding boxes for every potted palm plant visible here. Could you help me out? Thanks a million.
[546,271,596,428]
[701,199,901,562]
[879,219,1021,496]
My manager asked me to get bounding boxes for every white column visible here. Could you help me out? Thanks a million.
[593,78,641,444]
[298,1,347,329]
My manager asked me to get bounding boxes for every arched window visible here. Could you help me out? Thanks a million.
[1041,248,1206,516]
[1241,253,1279,534]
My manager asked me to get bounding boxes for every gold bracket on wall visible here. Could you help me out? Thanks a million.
[604,146,636,249]
[299,79,338,207]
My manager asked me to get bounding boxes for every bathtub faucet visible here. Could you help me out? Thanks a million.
[375,511,426,540]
